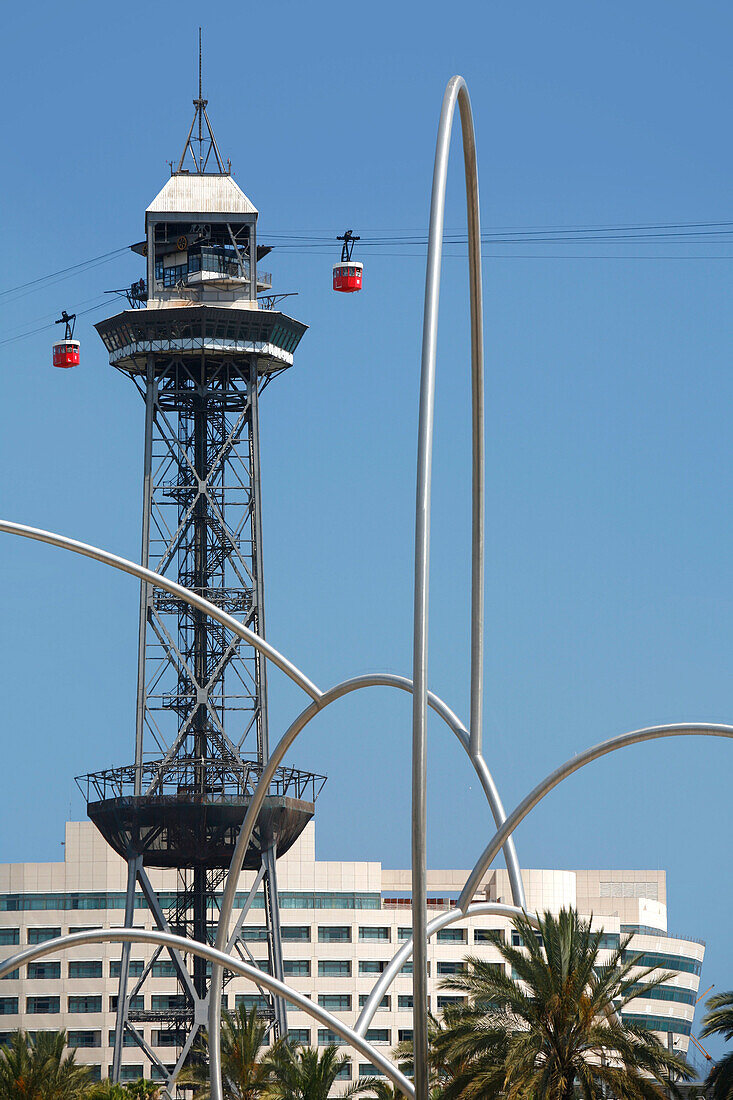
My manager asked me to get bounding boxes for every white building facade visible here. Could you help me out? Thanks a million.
[0,821,704,1083]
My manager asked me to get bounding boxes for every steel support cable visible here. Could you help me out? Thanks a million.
[0,929,413,1098]
[0,246,129,298]
[0,299,112,348]
[456,723,733,914]
[411,75,484,1100]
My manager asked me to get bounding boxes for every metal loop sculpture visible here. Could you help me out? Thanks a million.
[1,73,731,1100]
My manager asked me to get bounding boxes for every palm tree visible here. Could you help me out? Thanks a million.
[392,1009,472,1096]
[178,1005,274,1100]
[700,991,733,1100]
[432,908,692,1100]
[0,1030,92,1100]
[265,1043,358,1100]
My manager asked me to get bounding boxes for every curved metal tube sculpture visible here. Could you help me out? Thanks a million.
[411,74,483,1100]
[457,722,733,911]
[0,929,413,1098]
[354,902,537,1036]
[0,517,523,1097]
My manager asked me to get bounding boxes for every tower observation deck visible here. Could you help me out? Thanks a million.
[76,85,324,1089]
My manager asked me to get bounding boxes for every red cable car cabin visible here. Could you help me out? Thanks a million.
[52,339,80,368]
[332,261,363,293]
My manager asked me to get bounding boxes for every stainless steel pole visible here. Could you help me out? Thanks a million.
[111,856,141,1081]
[412,75,484,1100]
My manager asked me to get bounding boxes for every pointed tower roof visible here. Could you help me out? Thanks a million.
[146,174,257,217]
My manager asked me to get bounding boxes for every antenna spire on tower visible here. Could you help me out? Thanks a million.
[176,27,228,175]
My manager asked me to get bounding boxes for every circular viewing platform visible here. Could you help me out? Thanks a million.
[95,304,307,374]
[77,759,325,869]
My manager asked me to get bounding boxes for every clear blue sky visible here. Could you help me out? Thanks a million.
[1,0,731,1052]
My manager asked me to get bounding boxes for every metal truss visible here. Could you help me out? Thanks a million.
[95,347,297,1074]
[133,356,263,767]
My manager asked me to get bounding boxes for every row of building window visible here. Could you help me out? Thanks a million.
[621,1012,692,1036]
[0,924,498,945]
[1,959,428,983]
[626,983,697,1007]
[0,892,382,913]
[0,987,467,1018]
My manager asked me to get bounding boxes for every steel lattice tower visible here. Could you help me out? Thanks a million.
[78,89,324,1091]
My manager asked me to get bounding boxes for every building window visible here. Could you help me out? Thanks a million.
[69,961,102,979]
[287,1028,310,1045]
[318,1029,346,1046]
[366,1029,390,1044]
[150,1066,174,1082]
[283,960,310,977]
[151,995,187,1012]
[398,995,413,1010]
[358,995,390,1010]
[1,971,19,981]
[626,983,696,1006]
[474,928,503,944]
[27,997,60,1014]
[397,928,412,941]
[621,950,702,977]
[87,1067,102,1082]
[398,1029,413,1043]
[117,1066,144,1082]
[27,929,60,944]
[359,960,386,975]
[0,930,19,946]
[109,1031,139,1048]
[0,999,18,1015]
[318,960,351,978]
[318,926,351,943]
[151,1031,185,1048]
[437,962,465,976]
[334,1063,352,1081]
[110,961,145,978]
[151,960,177,978]
[240,927,268,942]
[318,995,351,1012]
[68,1031,101,1048]
[621,1012,691,1037]
[0,1034,12,1046]
[27,963,60,980]
[437,928,466,943]
[512,930,543,948]
[69,996,102,1014]
[359,927,390,942]
[359,1064,385,1077]
[282,926,310,942]
[437,995,467,1009]
[110,996,144,1012]
[235,995,268,1012]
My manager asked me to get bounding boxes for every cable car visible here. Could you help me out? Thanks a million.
[333,229,362,293]
[52,310,79,368]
